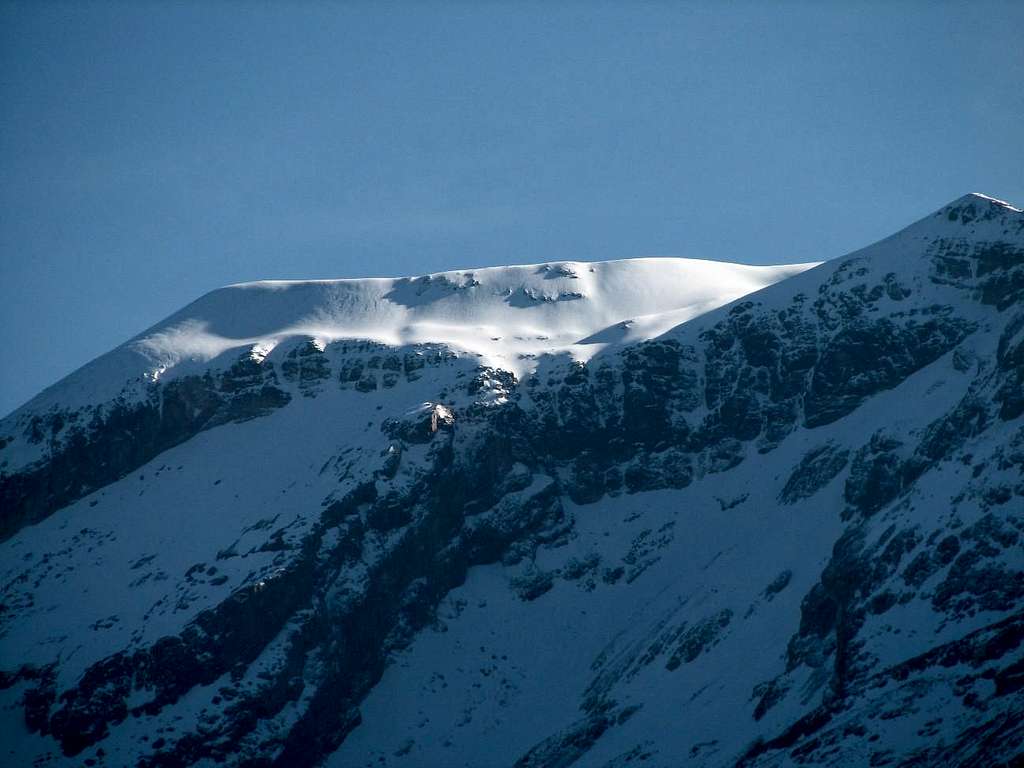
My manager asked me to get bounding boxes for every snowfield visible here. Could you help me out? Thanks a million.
[7,257,816,422]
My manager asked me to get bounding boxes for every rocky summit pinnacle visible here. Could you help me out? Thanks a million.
[1,194,1022,767]
[932,192,1022,231]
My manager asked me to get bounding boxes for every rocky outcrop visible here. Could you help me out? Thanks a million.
[0,360,290,542]
[13,379,570,765]
[0,343,459,542]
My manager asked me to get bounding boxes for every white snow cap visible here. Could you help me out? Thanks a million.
[957,192,1022,211]
[19,256,819,413]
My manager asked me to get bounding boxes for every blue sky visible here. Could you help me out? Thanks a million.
[2,1,1022,416]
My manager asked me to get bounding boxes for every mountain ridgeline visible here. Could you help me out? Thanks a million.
[1,193,1022,767]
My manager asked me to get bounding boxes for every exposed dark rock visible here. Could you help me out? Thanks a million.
[510,569,555,601]
[752,678,791,721]
[763,570,793,601]
[805,315,974,428]
[844,434,909,517]
[779,444,849,504]
[665,610,733,671]
[382,403,455,444]
[0,364,290,542]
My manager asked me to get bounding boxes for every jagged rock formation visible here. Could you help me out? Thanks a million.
[1,193,1022,767]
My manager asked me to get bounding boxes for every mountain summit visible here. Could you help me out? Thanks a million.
[7,257,817,421]
[2,194,1022,767]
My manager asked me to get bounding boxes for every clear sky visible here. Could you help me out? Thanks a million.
[1,1,1022,417]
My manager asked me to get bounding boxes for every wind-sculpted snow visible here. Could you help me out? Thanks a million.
[0,258,812,541]
[0,193,1022,768]
[1,257,814,423]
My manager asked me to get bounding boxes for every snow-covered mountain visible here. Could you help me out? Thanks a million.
[5,257,815,419]
[1,193,1022,768]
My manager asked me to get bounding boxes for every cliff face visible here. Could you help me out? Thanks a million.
[1,194,1022,767]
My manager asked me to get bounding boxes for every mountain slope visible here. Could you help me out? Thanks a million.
[1,193,1022,768]
[2,257,815,422]
[0,257,813,541]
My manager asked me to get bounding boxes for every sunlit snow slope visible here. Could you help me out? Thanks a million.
[10,257,815,418]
